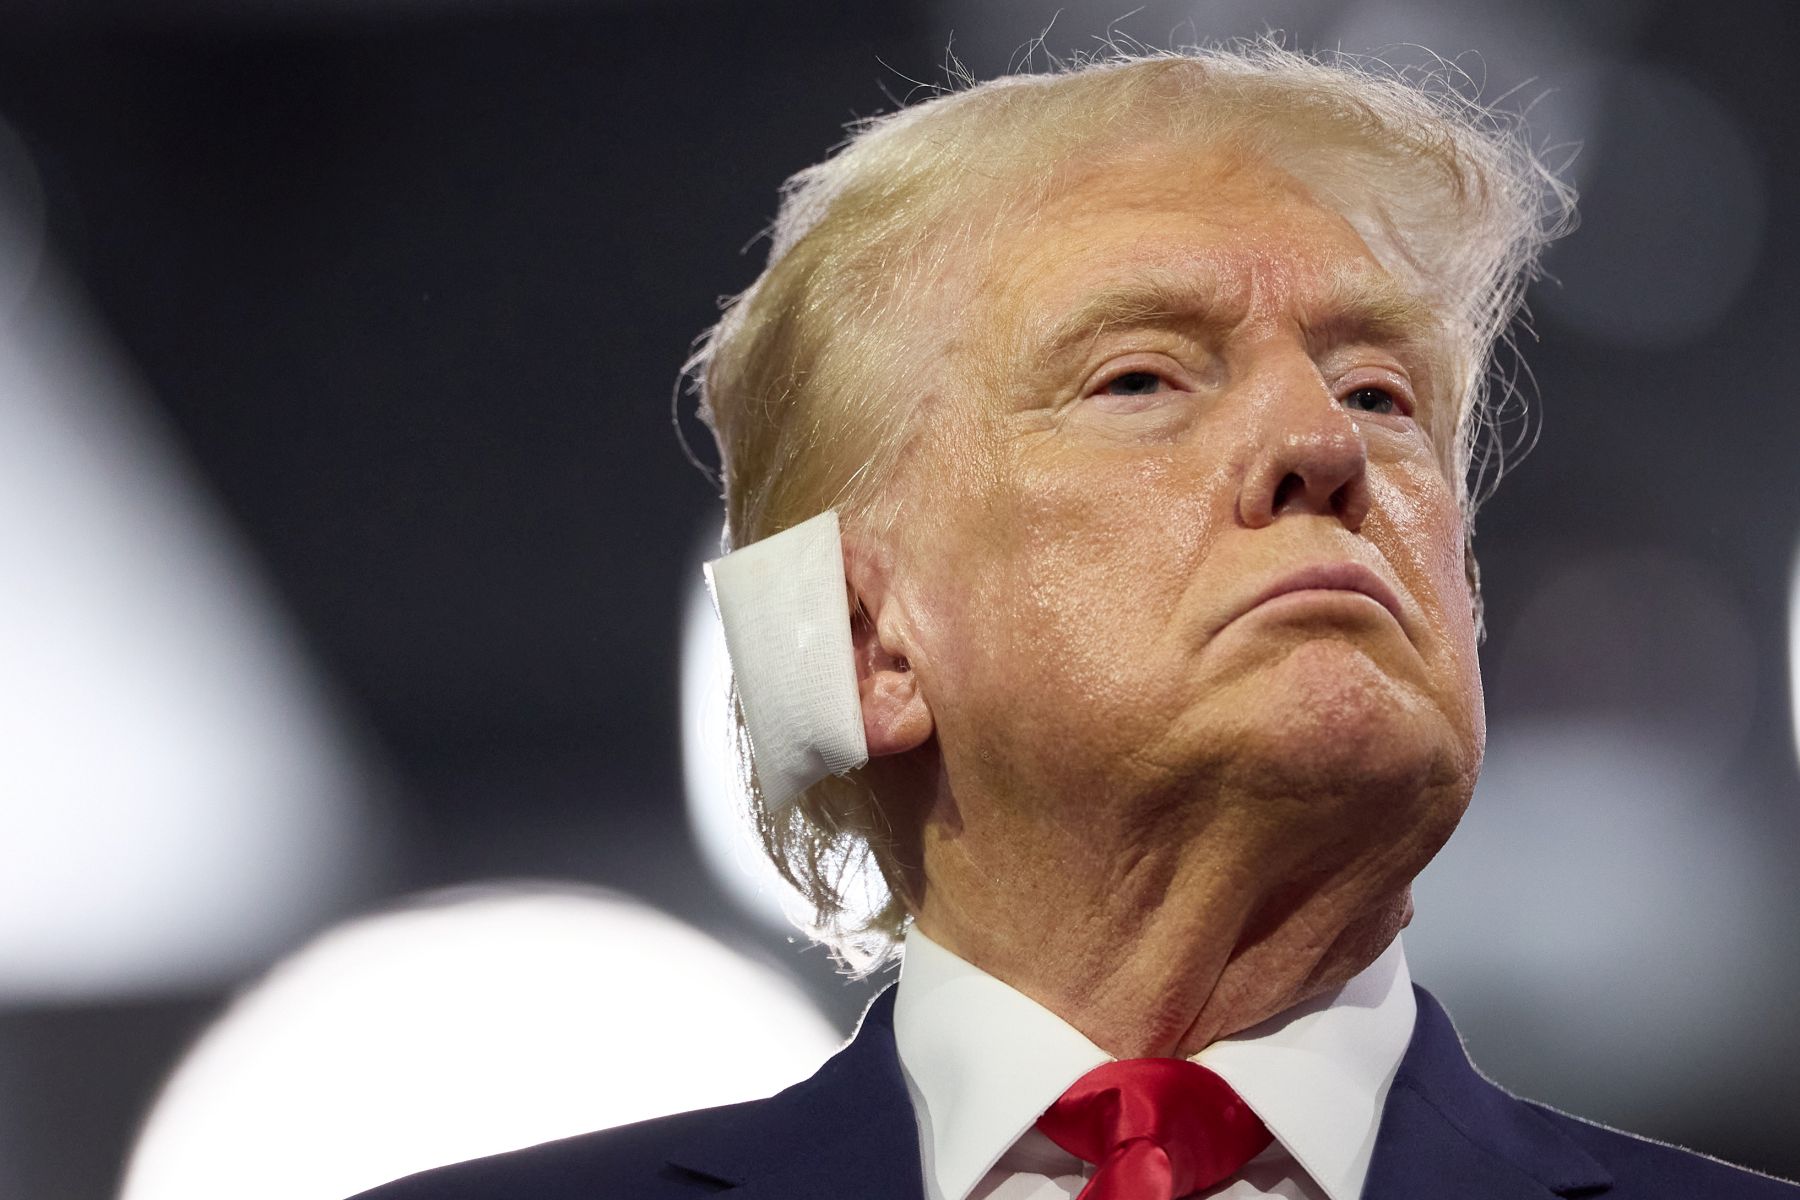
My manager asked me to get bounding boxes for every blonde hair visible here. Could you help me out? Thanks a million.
[688,42,1573,970]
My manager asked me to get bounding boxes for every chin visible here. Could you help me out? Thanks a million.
[1213,637,1474,799]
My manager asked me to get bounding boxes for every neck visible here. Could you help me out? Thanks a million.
[909,789,1423,1059]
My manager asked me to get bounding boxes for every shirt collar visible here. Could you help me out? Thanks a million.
[891,928,1415,1200]
[1195,935,1415,1200]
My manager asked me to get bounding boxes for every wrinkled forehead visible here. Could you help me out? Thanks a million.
[962,149,1445,365]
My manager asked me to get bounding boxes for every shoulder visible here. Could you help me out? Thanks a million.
[1524,1101,1800,1198]
[1377,986,1799,1199]
[344,1101,756,1199]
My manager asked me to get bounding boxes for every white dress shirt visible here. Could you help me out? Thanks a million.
[891,929,1416,1200]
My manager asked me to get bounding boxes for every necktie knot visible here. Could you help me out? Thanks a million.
[1035,1058,1272,1200]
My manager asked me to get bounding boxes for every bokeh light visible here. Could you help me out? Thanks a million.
[119,885,842,1200]
[0,255,378,1001]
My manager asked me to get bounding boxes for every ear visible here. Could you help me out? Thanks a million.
[843,538,934,758]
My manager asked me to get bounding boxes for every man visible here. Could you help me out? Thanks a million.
[355,45,1799,1200]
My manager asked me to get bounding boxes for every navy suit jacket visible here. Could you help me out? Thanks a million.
[353,985,1798,1199]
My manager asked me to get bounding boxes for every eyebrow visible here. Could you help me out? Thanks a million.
[1026,269,1243,366]
[1020,264,1443,369]
[1301,268,1443,356]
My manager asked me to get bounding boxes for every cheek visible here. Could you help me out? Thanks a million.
[939,446,1230,718]
[1368,466,1483,710]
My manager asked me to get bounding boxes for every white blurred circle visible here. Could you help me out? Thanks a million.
[119,885,842,1200]
[0,264,376,1000]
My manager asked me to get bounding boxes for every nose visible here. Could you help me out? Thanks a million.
[1235,365,1371,532]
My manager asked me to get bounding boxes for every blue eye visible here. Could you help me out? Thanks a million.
[1344,386,1398,415]
[1104,371,1165,396]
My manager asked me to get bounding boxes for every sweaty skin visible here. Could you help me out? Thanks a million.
[849,150,1485,1059]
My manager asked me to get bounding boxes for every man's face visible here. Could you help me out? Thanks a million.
[896,150,1484,858]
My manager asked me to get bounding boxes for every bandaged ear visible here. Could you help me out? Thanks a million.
[703,510,869,811]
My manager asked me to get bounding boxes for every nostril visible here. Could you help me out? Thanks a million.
[1271,472,1306,513]
[1333,475,1372,531]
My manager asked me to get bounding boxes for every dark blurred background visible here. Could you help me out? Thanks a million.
[0,1,1797,1197]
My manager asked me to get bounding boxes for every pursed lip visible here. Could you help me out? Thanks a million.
[1229,561,1407,632]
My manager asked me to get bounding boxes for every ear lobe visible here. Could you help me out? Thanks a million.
[855,627,934,756]
[844,544,934,758]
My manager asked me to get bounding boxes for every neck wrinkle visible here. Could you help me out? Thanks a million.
[913,792,1411,1060]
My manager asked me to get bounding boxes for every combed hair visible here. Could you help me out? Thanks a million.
[686,41,1574,970]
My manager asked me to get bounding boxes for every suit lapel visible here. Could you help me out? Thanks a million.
[1363,986,1613,1200]
[666,986,924,1200]
[665,978,1614,1200]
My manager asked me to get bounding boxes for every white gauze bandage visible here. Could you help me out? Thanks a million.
[703,510,869,811]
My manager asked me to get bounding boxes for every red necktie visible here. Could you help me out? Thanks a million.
[1035,1059,1273,1200]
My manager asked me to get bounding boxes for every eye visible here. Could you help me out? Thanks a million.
[1103,370,1169,397]
[1078,358,1193,417]
[1343,385,1401,415]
